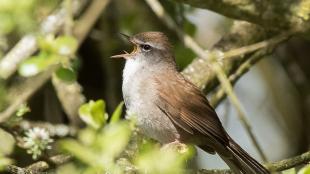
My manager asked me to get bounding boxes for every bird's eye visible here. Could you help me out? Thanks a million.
[141,44,151,51]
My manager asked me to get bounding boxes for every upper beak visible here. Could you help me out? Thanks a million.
[110,33,136,59]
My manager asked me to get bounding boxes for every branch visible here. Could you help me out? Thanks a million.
[52,0,110,126]
[0,67,56,123]
[6,154,71,174]
[6,147,309,174]
[0,0,111,123]
[0,0,88,79]
[198,151,310,174]
[209,33,291,107]
[172,0,310,32]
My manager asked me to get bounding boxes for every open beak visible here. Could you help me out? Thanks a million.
[111,33,137,59]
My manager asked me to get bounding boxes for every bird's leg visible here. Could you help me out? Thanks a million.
[161,140,188,154]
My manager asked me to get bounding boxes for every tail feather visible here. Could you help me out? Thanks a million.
[224,136,270,174]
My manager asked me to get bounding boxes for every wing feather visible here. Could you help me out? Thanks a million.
[154,72,229,144]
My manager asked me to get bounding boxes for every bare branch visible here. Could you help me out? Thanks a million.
[0,0,110,123]
[7,154,71,174]
[209,33,291,107]
[0,0,88,79]
[6,147,310,174]
[172,0,310,32]
[198,151,310,173]
[0,67,56,123]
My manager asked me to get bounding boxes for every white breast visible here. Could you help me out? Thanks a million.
[122,59,180,143]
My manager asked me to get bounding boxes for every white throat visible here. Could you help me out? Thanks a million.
[123,58,143,84]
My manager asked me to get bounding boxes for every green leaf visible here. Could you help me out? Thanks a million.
[55,67,77,83]
[16,103,30,117]
[0,128,15,155]
[283,168,296,174]
[78,128,96,146]
[53,36,78,56]
[0,156,13,171]
[56,163,81,174]
[175,43,195,69]
[60,139,98,166]
[298,165,310,174]
[183,19,196,36]
[110,102,124,124]
[18,53,61,77]
[135,142,194,174]
[78,100,107,129]
[18,56,46,77]
[0,13,15,35]
[97,121,132,158]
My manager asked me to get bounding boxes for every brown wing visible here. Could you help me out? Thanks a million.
[154,71,229,145]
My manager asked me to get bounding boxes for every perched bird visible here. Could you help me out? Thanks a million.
[111,32,269,174]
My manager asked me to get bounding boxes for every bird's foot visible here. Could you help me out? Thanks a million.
[161,140,188,154]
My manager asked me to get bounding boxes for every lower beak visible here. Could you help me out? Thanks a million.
[111,44,137,59]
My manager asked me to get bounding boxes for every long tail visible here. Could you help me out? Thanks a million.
[218,136,270,174]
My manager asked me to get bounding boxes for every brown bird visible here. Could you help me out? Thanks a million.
[111,32,269,174]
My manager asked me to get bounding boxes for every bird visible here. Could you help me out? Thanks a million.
[111,31,269,174]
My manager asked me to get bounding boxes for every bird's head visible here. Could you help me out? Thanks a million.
[111,32,174,63]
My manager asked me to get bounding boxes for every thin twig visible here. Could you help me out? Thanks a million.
[145,0,268,161]
[0,67,56,123]
[73,0,111,44]
[209,31,291,107]
[220,32,291,60]
[64,0,74,36]
[210,58,267,161]
[209,49,269,107]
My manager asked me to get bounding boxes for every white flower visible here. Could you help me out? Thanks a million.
[23,127,53,159]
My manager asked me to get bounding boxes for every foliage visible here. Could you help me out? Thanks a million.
[16,103,30,117]
[57,99,194,174]
[19,35,78,80]
[0,128,14,170]
[282,165,310,174]
[0,0,309,173]
[78,100,108,129]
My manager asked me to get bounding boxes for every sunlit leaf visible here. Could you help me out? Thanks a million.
[97,121,132,158]
[16,103,30,117]
[38,35,56,53]
[55,67,77,83]
[60,139,98,166]
[0,13,15,35]
[56,163,81,174]
[78,100,107,129]
[298,165,310,174]
[19,53,61,77]
[0,156,13,171]
[53,36,78,56]
[283,168,296,174]
[78,128,96,146]
[0,128,15,155]
[135,142,194,174]
[110,102,124,124]
[18,56,46,76]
